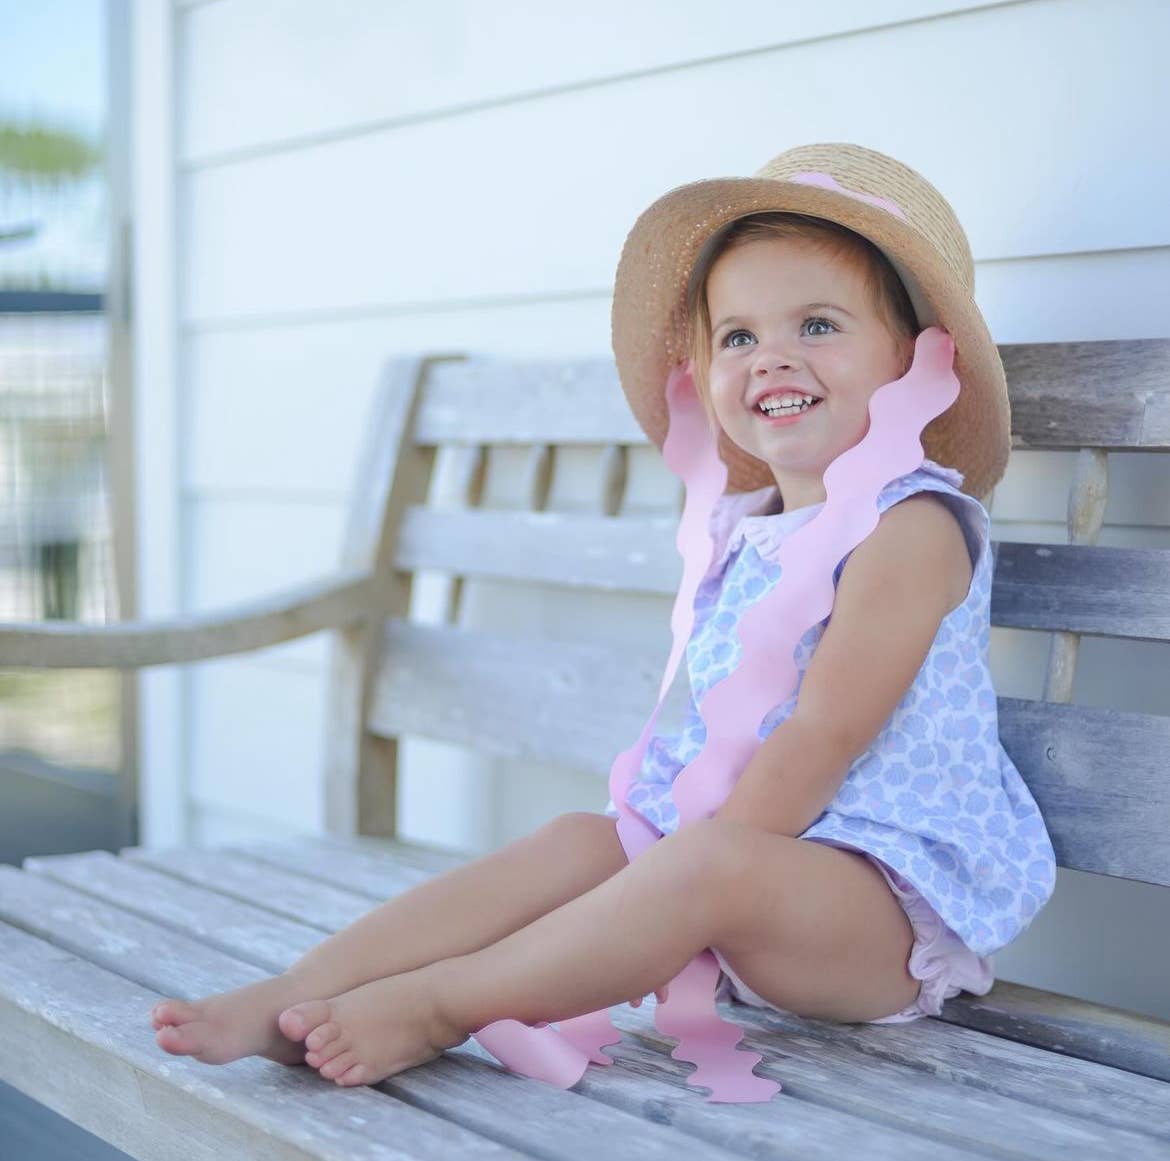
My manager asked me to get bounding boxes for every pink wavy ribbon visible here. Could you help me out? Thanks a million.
[472,327,959,1100]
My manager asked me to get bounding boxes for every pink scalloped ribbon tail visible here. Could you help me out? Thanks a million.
[471,328,958,1102]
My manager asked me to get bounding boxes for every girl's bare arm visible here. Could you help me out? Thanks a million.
[717,493,972,838]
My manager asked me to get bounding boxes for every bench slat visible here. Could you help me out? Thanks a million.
[414,341,1170,452]
[0,861,970,1161]
[991,542,1170,639]
[209,839,451,900]
[22,850,326,967]
[14,846,1170,1158]
[1000,339,1170,450]
[0,921,521,1161]
[119,845,395,929]
[940,980,1170,1084]
[998,697,1170,885]
[394,506,1170,641]
[245,836,1170,1097]
[367,620,1170,887]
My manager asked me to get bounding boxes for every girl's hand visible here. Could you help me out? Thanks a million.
[628,985,669,1008]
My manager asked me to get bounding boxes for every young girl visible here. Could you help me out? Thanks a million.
[150,142,1057,1093]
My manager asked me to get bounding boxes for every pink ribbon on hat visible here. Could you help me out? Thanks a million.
[790,170,909,221]
[473,327,958,1101]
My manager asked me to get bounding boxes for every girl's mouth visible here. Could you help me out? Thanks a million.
[755,397,823,425]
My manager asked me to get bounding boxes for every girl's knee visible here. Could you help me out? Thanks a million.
[659,819,759,915]
[538,810,625,863]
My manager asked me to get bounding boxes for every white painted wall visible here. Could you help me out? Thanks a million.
[132,0,1170,1020]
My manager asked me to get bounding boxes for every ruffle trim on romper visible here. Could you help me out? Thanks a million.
[865,860,995,1023]
[711,849,996,1024]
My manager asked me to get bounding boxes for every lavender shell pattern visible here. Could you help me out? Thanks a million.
[605,459,1058,959]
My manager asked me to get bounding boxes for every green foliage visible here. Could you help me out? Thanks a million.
[0,121,102,190]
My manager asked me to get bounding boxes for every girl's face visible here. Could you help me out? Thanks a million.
[705,236,916,511]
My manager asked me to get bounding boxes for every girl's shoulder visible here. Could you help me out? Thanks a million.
[881,457,967,505]
[705,459,990,575]
[880,458,991,575]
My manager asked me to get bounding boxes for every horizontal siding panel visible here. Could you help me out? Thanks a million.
[178,0,1000,164]
[182,252,1170,528]
[186,496,345,602]
[187,657,326,828]
[186,497,347,668]
[181,0,1170,324]
[184,296,613,493]
[189,800,316,847]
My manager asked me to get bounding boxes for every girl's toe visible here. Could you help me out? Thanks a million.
[278,999,332,1043]
[314,1037,348,1066]
[336,1063,368,1086]
[156,1021,208,1059]
[151,999,197,1029]
[320,1050,358,1080]
[305,1022,338,1053]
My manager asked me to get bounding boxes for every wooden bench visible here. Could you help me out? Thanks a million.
[1,340,1169,1160]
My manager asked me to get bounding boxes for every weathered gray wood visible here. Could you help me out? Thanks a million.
[0,923,528,1161]
[23,850,327,967]
[991,541,1170,641]
[1043,448,1110,702]
[940,979,1170,1084]
[3,338,1169,1156]
[614,1000,1170,1143]
[120,845,417,927]
[324,356,447,839]
[997,696,1170,886]
[295,830,469,875]
[411,341,1170,452]
[415,357,645,447]
[0,571,375,668]
[222,837,1170,1092]
[215,839,446,899]
[1000,339,1170,450]
[0,869,894,1160]
[0,864,282,991]
[13,846,1170,1159]
[363,617,1170,887]
[393,506,680,593]
[393,505,1170,640]
[366,616,657,775]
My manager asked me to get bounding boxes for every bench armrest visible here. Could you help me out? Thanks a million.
[0,570,379,669]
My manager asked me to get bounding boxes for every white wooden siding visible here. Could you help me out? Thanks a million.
[133,0,1170,1021]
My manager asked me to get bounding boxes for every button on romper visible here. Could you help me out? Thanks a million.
[605,459,1058,1022]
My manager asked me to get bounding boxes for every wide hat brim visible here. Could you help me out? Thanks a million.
[610,147,1010,502]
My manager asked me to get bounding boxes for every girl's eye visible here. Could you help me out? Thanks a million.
[719,317,837,348]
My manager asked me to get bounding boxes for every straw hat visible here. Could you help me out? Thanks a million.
[610,143,1009,501]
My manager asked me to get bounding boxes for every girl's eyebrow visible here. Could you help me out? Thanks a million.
[712,302,856,333]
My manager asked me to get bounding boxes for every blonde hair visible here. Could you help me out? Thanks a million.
[684,212,921,424]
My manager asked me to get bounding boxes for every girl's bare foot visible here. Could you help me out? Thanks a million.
[151,974,311,1066]
[278,969,466,1087]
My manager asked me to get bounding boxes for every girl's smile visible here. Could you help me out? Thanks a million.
[705,237,914,509]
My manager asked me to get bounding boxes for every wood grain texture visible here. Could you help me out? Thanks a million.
[2,843,1168,1160]
[412,342,1170,451]
[1,337,1168,1154]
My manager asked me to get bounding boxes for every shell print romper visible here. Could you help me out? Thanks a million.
[604,458,1058,1023]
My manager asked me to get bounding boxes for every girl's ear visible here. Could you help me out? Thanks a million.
[900,334,918,377]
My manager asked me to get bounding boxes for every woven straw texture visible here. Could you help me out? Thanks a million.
[610,143,1010,501]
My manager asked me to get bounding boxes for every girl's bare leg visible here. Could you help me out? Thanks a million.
[151,811,629,1064]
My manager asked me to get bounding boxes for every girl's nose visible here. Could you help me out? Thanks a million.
[752,348,801,375]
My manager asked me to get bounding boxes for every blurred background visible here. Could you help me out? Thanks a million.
[0,0,130,877]
[1,0,1168,1036]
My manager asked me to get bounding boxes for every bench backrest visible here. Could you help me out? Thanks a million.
[325,341,1170,902]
